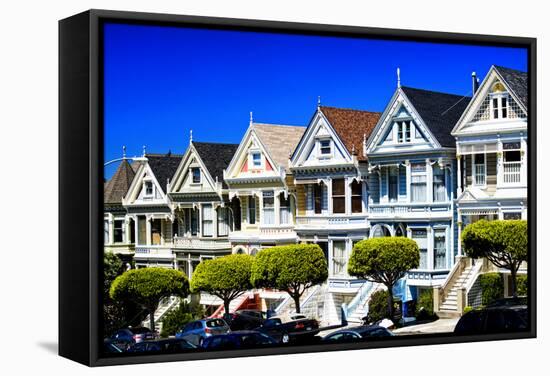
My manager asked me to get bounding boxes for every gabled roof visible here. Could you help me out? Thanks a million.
[145,153,183,194]
[104,159,136,204]
[251,123,306,169]
[401,87,471,147]
[319,106,381,160]
[192,142,239,188]
[494,65,528,109]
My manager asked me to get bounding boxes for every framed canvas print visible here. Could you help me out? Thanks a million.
[59,9,536,366]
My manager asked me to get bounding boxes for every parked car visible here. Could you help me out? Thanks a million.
[454,306,528,335]
[109,327,157,350]
[175,318,230,346]
[223,310,268,330]
[322,325,394,343]
[486,297,528,308]
[257,314,320,344]
[201,331,278,350]
[128,338,197,354]
[103,339,124,354]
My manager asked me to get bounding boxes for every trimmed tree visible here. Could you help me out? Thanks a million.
[348,237,419,320]
[190,254,254,315]
[462,219,527,297]
[110,267,189,330]
[250,244,328,313]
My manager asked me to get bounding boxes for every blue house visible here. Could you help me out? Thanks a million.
[364,78,470,310]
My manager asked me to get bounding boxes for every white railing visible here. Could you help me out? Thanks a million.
[135,246,173,257]
[295,215,367,227]
[259,226,295,236]
[173,237,230,250]
[344,281,374,319]
[503,162,521,184]
[368,202,451,216]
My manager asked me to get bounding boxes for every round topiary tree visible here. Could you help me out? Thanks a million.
[251,244,328,313]
[190,254,255,315]
[110,267,189,330]
[462,219,527,297]
[348,237,419,320]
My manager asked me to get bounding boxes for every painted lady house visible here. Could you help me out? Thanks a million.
[288,103,381,325]
[121,152,182,268]
[364,74,470,316]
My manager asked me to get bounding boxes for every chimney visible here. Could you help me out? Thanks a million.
[471,72,479,94]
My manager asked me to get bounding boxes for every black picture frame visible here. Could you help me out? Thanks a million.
[59,9,537,367]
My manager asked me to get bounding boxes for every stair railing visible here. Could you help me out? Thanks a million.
[344,281,374,320]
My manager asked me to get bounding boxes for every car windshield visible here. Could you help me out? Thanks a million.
[206,319,226,328]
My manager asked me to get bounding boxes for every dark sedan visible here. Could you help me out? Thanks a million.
[109,327,158,350]
[322,325,394,343]
[257,314,320,344]
[128,338,197,354]
[454,305,528,335]
[202,331,278,350]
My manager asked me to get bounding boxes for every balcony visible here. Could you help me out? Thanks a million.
[229,226,297,243]
[134,246,174,260]
[368,202,452,220]
[406,269,450,287]
[503,161,521,184]
[173,237,231,251]
[327,277,366,293]
[295,215,368,230]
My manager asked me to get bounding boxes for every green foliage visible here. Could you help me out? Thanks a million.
[110,267,189,311]
[367,290,390,323]
[250,244,328,313]
[415,289,435,320]
[348,237,420,285]
[463,306,474,314]
[480,273,504,305]
[190,254,254,309]
[104,252,124,298]
[250,244,328,291]
[462,220,527,267]
[517,274,528,296]
[160,301,204,338]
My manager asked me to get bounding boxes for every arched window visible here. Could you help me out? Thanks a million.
[372,225,391,238]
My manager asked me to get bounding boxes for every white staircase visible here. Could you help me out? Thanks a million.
[344,282,383,324]
[142,295,181,332]
[437,259,482,317]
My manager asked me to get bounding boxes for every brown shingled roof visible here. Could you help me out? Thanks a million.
[320,106,381,161]
[252,123,306,169]
[104,160,136,204]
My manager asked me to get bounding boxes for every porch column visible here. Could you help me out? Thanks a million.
[213,203,219,237]
[257,192,263,225]
[327,178,333,214]
[187,257,193,279]
[496,138,503,186]
[146,216,152,246]
[521,137,527,184]
[134,216,140,245]
[457,210,462,257]
[456,155,462,195]
[345,177,352,215]
[125,217,131,244]
[427,227,434,270]
[108,214,114,245]
[426,159,433,203]
[362,180,367,213]
[274,191,281,225]
[405,161,411,202]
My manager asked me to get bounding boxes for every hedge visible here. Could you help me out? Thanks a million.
[479,273,504,305]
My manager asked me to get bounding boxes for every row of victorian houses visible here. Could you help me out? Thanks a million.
[104,65,528,325]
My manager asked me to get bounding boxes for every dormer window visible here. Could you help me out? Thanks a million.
[144,181,153,196]
[319,139,331,155]
[252,152,261,168]
[397,121,411,143]
[492,94,508,119]
[191,167,201,183]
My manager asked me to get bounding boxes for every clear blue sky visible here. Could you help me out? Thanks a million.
[103,22,527,179]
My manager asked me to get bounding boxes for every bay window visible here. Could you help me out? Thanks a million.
[332,241,347,276]
[412,229,428,269]
[433,165,447,202]
[248,196,256,225]
[410,163,427,202]
[434,229,446,269]
[332,179,345,214]
[151,219,162,245]
[262,191,275,225]
[351,180,362,213]
[388,167,398,202]
[279,193,291,224]
[113,219,124,243]
[503,143,521,184]
[202,204,213,237]
[473,154,486,186]
[217,207,232,236]
[104,220,109,244]
[313,183,323,214]
[184,208,199,236]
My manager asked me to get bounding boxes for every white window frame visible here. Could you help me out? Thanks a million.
[410,227,429,270]
[490,92,509,120]
[144,180,154,197]
[502,143,522,185]
[190,167,201,184]
[397,121,411,143]
[410,162,427,203]
[317,138,333,159]
[201,204,214,237]
[433,227,447,270]
[472,153,487,187]
[248,150,263,170]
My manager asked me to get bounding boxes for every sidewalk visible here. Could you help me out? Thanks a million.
[393,318,459,335]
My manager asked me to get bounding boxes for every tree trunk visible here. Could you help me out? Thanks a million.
[510,267,518,298]
[224,299,231,316]
[293,294,301,313]
[148,304,157,331]
[386,284,394,321]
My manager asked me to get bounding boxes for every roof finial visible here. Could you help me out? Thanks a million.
[249,111,253,126]
[190,129,193,143]
[122,145,126,159]
[317,95,321,108]
[397,67,401,88]
[142,145,146,157]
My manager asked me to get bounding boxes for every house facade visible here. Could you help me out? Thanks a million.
[364,84,470,307]
[223,119,305,255]
[452,66,528,255]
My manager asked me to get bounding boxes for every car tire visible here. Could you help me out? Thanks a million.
[281,333,290,344]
